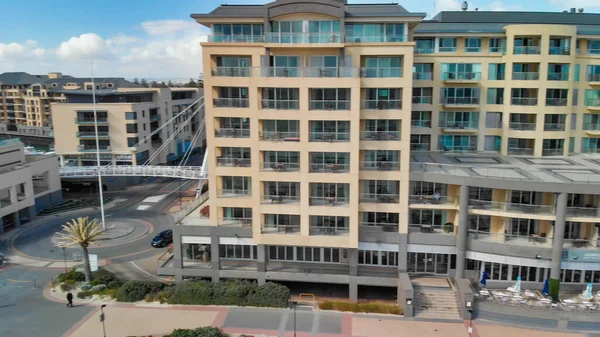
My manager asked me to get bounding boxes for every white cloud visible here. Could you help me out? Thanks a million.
[107,34,141,47]
[33,48,45,58]
[140,20,200,36]
[56,33,115,60]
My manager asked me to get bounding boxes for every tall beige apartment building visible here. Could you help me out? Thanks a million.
[164,1,600,309]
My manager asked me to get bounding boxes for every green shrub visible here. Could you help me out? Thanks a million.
[60,281,75,292]
[116,280,165,302]
[166,326,227,337]
[318,301,402,315]
[57,270,85,283]
[77,291,92,299]
[212,280,255,306]
[246,282,290,308]
[91,269,120,286]
[167,280,214,305]
[154,289,172,304]
[107,280,123,289]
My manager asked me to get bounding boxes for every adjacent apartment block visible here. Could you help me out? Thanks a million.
[164,0,600,301]
[0,138,62,234]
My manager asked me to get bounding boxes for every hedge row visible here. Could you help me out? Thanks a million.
[165,327,227,337]
[318,301,402,315]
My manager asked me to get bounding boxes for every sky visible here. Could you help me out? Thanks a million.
[0,0,599,81]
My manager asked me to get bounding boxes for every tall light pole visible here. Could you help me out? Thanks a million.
[91,60,106,231]
[100,304,107,337]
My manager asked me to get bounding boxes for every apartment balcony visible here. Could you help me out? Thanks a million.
[360,161,399,171]
[584,123,600,135]
[76,132,109,138]
[439,46,457,53]
[566,206,600,219]
[440,145,477,153]
[151,137,162,144]
[582,146,600,154]
[261,195,300,205]
[309,132,349,142]
[220,217,252,227]
[509,122,536,131]
[442,72,481,82]
[74,117,108,124]
[588,48,600,55]
[360,223,399,233]
[585,99,600,110]
[78,145,111,152]
[514,46,541,55]
[542,148,564,156]
[261,131,300,142]
[150,115,160,122]
[512,72,539,80]
[345,34,407,43]
[511,98,538,106]
[507,147,534,155]
[217,189,251,198]
[412,97,432,104]
[309,196,349,207]
[469,231,551,248]
[410,143,430,151]
[360,131,400,141]
[411,120,431,128]
[413,72,433,80]
[414,47,434,54]
[309,101,350,111]
[207,35,264,43]
[548,72,569,81]
[261,225,301,235]
[360,193,399,204]
[216,157,251,167]
[361,100,402,110]
[310,163,350,173]
[215,128,250,138]
[586,74,600,85]
[469,199,555,216]
[409,224,456,237]
[262,162,300,172]
[440,97,479,107]
[267,32,342,44]
[490,47,507,54]
[213,98,249,108]
[309,227,349,237]
[261,100,299,110]
[549,46,570,55]
[440,121,478,132]
[303,67,358,78]
[360,67,402,78]
[546,98,568,106]
[212,67,251,77]
[262,67,301,78]
[409,195,458,208]
[543,122,566,131]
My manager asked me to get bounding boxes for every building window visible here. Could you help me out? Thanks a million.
[485,112,502,128]
[574,64,580,82]
[438,38,457,52]
[127,137,138,147]
[126,124,138,133]
[219,244,256,260]
[411,111,431,128]
[358,250,398,267]
[571,113,577,130]
[488,63,505,80]
[126,111,137,120]
[573,89,579,106]
[484,136,501,152]
[487,88,504,104]
[489,38,506,53]
[464,38,482,52]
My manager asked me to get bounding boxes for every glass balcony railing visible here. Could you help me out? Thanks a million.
[360,193,399,204]
[345,34,407,43]
[79,145,111,152]
[213,98,249,108]
[546,98,568,106]
[411,120,431,128]
[542,148,564,156]
[309,100,350,110]
[547,72,569,81]
[215,128,250,138]
[512,72,539,80]
[442,72,481,81]
[584,123,600,130]
[440,121,479,130]
[468,231,551,246]
[150,115,160,121]
[361,100,402,110]
[469,199,555,215]
[216,157,251,167]
[464,47,482,53]
[511,97,538,106]
[267,32,342,44]
[218,189,252,198]
[360,223,399,233]
[76,132,109,138]
[549,46,570,55]
[413,72,432,80]
[220,217,253,227]
[514,46,541,54]
[309,196,349,206]
[441,97,479,105]
[310,227,349,236]
[261,100,299,110]
[261,195,300,204]
[582,146,600,154]
[588,48,600,55]
[262,162,300,172]
[360,131,400,141]
[412,96,432,104]
[261,225,301,234]
[309,132,350,142]
[414,48,433,54]
[360,67,402,78]
[213,67,251,77]
[303,67,358,78]
[410,143,430,151]
[566,207,599,218]
[260,131,300,141]
[507,147,534,155]
[438,46,457,53]
[410,195,457,205]
[439,145,477,153]
[360,161,399,171]
[489,47,506,54]
[310,163,350,173]
[208,35,264,43]
[74,117,108,124]
[586,99,600,107]
[543,123,565,131]
[262,67,301,77]
[587,74,600,82]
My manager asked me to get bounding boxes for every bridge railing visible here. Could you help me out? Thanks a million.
[59,165,208,179]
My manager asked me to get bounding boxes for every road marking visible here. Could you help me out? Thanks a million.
[6,278,32,283]
[143,194,168,203]
[160,180,180,192]
[278,309,290,337]
[137,205,152,210]
[105,213,114,217]
[129,261,171,281]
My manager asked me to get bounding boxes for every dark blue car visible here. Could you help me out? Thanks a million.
[151,229,173,247]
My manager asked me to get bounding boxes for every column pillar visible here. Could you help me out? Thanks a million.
[14,211,21,228]
[550,192,568,300]
[28,205,37,223]
[210,233,220,282]
[348,248,358,276]
[257,244,267,285]
[455,185,470,279]
[0,217,4,235]
[59,155,65,167]
[349,278,358,302]
[398,233,408,272]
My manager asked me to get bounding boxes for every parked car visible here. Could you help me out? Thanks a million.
[151,229,173,247]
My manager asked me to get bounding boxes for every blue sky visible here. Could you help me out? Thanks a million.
[0,0,597,80]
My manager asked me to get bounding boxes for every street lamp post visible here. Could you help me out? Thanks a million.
[100,304,107,337]
[91,60,106,231]
[289,300,297,337]
[62,247,67,273]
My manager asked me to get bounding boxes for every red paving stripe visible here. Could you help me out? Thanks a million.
[222,327,280,336]
[212,307,229,327]
[282,331,313,337]
[464,319,480,337]
[62,306,101,337]
[341,313,353,336]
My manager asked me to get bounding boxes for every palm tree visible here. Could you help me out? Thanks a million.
[55,217,103,282]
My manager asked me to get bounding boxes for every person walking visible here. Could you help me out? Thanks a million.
[66,292,74,308]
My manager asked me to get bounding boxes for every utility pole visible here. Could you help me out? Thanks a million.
[100,304,107,337]
[91,60,106,231]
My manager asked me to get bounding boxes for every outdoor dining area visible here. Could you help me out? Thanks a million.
[476,270,600,311]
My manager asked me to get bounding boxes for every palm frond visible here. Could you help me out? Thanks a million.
[55,216,103,248]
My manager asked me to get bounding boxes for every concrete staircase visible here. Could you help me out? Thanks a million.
[412,279,462,321]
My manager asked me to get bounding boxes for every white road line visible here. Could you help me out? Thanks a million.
[143,194,168,203]
[137,205,152,210]
[160,180,180,192]
[105,213,114,217]
[129,261,171,281]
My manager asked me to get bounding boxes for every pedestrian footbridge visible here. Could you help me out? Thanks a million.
[59,165,207,179]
